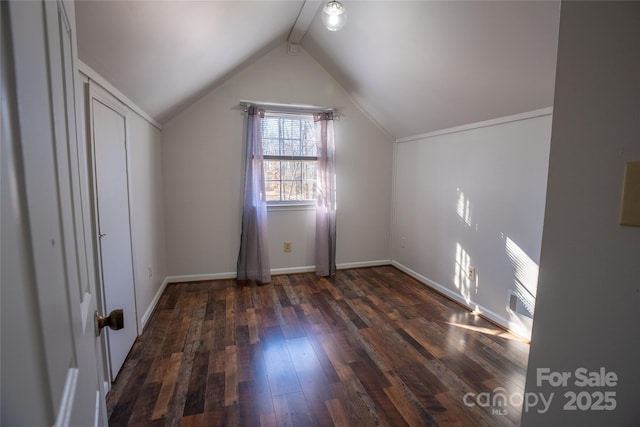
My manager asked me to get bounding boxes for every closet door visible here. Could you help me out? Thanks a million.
[90,85,138,381]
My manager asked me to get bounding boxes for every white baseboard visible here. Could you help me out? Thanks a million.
[337,259,391,269]
[271,260,392,275]
[139,277,170,330]
[391,260,531,341]
[165,272,237,284]
[271,266,317,275]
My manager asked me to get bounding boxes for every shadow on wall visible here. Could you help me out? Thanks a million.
[505,236,537,334]
[454,187,477,305]
[456,188,473,228]
[455,242,476,305]
[453,187,538,338]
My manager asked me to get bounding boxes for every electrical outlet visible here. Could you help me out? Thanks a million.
[467,266,476,281]
[284,241,292,253]
[148,266,153,279]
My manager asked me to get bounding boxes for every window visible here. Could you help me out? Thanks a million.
[261,112,317,203]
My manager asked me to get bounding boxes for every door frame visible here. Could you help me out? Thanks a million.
[87,81,140,386]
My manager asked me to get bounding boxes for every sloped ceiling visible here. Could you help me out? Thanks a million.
[75,0,560,139]
[75,0,305,123]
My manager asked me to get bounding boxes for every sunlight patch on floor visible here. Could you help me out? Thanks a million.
[444,321,524,342]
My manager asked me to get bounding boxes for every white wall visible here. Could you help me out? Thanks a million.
[162,43,393,278]
[391,111,552,339]
[267,206,316,272]
[78,68,168,330]
[127,113,168,327]
[522,2,640,425]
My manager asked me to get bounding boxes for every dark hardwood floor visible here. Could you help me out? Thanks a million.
[107,266,529,427]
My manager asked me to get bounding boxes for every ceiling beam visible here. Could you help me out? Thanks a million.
[288,0,323,44]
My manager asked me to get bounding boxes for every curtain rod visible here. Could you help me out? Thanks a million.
[239,100,336,115]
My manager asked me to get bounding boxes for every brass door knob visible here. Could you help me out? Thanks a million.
[95,309,124,335]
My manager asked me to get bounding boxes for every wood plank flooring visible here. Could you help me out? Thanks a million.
[107,266,530,427]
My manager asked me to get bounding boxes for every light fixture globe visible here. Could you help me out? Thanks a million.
[321,1,347,32]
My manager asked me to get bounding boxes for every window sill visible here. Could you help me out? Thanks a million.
[267,202,316,212]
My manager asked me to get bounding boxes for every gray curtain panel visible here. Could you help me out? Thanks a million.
[237,106,271,284]
[314,112,337,277]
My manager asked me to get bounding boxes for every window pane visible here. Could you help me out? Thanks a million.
[301,139,317,157]
[265,180,281,201]
[301,121,315,155]
[302,180,316,200]
[281,119,301,140]
[302,162,317,199]
[262,118,280,139]
[262,138,280,156]
[282,138,300,156]
[263,160,281,180]
[282,161,302,181]
[281,181,302,200]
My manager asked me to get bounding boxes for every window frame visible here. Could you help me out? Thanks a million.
[261,111,318,207]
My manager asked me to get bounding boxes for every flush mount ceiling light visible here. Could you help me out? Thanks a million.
[321,1,347,32]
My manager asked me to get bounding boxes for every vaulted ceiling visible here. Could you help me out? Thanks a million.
[75,0,560,139]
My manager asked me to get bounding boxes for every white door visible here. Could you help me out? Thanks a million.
[90,88,138,381]
[2,0,107,425]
